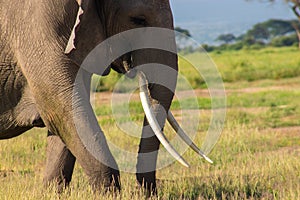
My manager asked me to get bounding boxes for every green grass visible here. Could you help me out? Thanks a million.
[1,124,299,199]
[91,47,300,92]
[180,47,300,87]
[1,47,300,199]
[224,76,300,90]
[211,47,300,82]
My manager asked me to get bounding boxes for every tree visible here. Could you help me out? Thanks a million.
[175,27,192,37]
[248,0,300,19]
[286,0,300,48]
[216,33,236,44]
[262,19,297,36]
[244,19,297,42]
[247,24,270,42]
[271,1,300,47]
[174,27,194,52]
[285,0,299,20]
[249,0,300,48]
[234,19,297,48]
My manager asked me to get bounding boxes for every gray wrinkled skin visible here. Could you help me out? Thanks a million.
[0,0,178,196]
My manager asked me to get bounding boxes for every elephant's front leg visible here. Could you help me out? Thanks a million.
[43,131,76,193]
[21,60,120,192]
[134,47,178,196]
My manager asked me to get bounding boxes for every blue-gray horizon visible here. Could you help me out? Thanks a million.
[171,0,296,44]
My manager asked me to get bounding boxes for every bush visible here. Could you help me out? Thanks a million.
[249,43,265,50]
[201,44,215,52]
[271,34,298,47]
[226,42,244,51]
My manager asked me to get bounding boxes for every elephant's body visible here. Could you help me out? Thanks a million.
[0,62,42,139]
[0,1,83,191]
[0,0,178,196]
[0,0,77,139]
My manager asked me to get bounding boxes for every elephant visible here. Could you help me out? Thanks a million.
[0,0,211,196]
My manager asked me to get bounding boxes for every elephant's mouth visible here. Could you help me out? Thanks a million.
[111,54,137,79]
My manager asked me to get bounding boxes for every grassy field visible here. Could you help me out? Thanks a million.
[0,47,300,199]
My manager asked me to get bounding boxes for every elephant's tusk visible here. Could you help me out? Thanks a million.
[167,112,213,164]
[138,71,190,168]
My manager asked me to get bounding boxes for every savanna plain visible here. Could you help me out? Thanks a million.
[0,47,299,199]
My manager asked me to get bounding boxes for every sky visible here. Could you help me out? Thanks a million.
[170,0,296,44]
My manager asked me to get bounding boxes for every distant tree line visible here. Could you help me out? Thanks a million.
[175,19,300,54]
[211,19,300,51]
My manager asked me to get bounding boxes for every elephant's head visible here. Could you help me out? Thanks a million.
[67,0,177,76]
[64,0,211,195]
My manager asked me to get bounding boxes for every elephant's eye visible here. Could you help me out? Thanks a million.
[130,16,147,26]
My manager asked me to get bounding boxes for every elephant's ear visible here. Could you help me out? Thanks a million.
[65,6,83,54]
[65,0,89,54]
[76,0,89,10]
[65,0,107,75]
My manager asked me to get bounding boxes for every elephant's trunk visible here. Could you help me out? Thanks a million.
[132,47,179,194]
[138,71,189,167]
[132,32,213,194]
